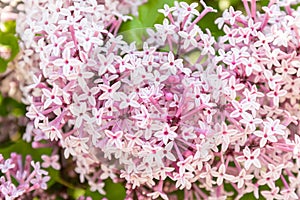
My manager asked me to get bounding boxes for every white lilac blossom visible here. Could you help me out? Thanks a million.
[0,1,20,26]
[14,0,300,199]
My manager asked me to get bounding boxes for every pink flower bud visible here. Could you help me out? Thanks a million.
[165,92,173,101]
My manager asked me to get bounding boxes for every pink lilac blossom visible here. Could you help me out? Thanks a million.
[15,0,300,199]
[0,153,50,199]
[0,1,20,24]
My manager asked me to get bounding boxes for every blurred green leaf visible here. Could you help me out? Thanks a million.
[0,93,3,105]
[0,139,61,188]
[137,0,197,27]
[84,179,126,200]
[0,140,51,160]
[0,94,26,117]
[138,0,174,27]
[0,58,9,73]
[2,20,17,34]
[47,167,61,188]
[104,179,126,200]
[119,17,145,48]
[0,31,19,72]
[240,193,263,200]
[119,0,228,48]
[119,0,195,46]
[70,188,85,199]
[81,187,104,199]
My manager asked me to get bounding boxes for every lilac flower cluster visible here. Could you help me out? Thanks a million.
[0,153,50,199]
[15,0,300,199]
[212,0,300,199]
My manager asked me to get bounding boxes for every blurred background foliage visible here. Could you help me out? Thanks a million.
[0,0,276,199]
[0,20,19,72]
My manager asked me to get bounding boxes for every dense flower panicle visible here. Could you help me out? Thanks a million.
[13,0,300,199]
[213,0,300,199]
[0,153,50,199]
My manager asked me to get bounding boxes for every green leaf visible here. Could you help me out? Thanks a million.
[119,0,176,46]
[196,0,224,38]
